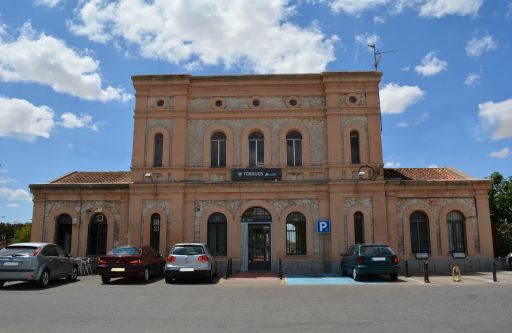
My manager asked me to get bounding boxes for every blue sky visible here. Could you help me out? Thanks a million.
[0,0,511,224]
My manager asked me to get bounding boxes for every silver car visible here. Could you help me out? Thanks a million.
[164,243,216,283]
[0,242,79,288]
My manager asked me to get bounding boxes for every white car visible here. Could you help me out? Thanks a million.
[506,252,512,269]
[164,243,216,283]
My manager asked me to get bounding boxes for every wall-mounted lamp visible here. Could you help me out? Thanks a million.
[356,165,378,182]
[144,172,159,195]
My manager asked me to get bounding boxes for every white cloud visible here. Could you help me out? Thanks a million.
[34,0,62,8]
[328,0,390,15]
[419,0,483,18]
[355,33,380,47]
[0,22,130,102]
[466,34,498,58]
[380,83,426,114]
[428,164,439,168]
[478,98,512,140]
[489,148,510,159]
[0,95,55,140]
[385,161,401,168]
[464,72,480,86]
[5,203,20,208]
[68,0,338,74]
[0,187,32,202]
[414,51,448,77]
[0,176,15,184]
[59,113,99,131]
[401,66,410,72]
[324,0,482,17]
[374,16,386,24]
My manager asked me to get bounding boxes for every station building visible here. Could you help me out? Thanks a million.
[29,72,494,274]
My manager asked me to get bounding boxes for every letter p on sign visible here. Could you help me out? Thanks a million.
[317,220,331,233]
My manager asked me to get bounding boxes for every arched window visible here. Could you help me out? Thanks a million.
[211,132,227,167]
[286,212,306,255]
[87,213,107,255]
[286,131,303,167]
[150,213,160,252]
[153,133,163,167]
[55,214,72,254]
[447,210,467,254]
[354,212,364,244]
[410,211,430,254]
[207,213,227,256]
[350,130,360,164]
[249,132,264,166]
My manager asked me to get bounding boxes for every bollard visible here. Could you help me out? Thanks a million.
[279,258,283,280]
[452,266,461,282]
[228,258,232,278]
[492,262,497,282]
[405,260,409,278]
[225,258,232,279]
[424,261,430,283]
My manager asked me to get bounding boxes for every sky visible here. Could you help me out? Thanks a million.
[0,0,511,224]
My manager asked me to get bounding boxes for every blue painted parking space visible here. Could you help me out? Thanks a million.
[285,274,389,285]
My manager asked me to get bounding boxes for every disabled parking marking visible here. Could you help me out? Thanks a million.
[285,274,389,286]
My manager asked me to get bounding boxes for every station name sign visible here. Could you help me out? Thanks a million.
[231,168,282,181]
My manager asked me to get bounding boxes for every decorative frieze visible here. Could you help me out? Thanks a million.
[188,96,326,111]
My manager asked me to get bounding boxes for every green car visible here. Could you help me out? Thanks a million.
[341,244,399,281]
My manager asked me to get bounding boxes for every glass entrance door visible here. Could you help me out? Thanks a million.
[248,224,271,271]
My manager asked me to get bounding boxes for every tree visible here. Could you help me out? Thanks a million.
[12,224,31,243]
[487,172,512,256]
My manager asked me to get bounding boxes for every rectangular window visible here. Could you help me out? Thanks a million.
[249,140,256,166]
[219,140,226,167]
[208,223,227,256]
[448,221,466,253]
[286,222,306,255]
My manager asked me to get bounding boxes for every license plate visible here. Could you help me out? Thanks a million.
[180,267,194,272]
[3,261,19,266]
[372,257,386,262]
[111,268,125,272]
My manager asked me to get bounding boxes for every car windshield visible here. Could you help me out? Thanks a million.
[171,245,205,255]
[108,246,141,255]
[360,246,393,255]
[0,246,39,257]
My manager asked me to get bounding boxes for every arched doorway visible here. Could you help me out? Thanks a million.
[55,214,72,254]
[241,207,272,271]
[87,213,108,255]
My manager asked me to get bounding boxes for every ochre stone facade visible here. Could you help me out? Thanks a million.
[30,72,493,274]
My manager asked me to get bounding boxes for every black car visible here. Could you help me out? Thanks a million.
[341,243,399,281]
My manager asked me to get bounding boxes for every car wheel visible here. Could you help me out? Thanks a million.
[352,268,360,281]
[0,281,5,288]
[38,269,50,288]
[165,277,173,284]
[206,270,213,283]
[142,267,150,283]
[389,273,398,281]
[508,258,512,270]
[67,265,78,281]
[101,276,110,284]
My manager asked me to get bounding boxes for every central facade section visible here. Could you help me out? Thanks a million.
[130,73,384,273]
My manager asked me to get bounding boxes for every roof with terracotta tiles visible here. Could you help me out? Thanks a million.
[383,168,466,181]
[50,171,132,184]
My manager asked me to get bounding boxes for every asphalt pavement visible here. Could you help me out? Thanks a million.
[1,272,512,333]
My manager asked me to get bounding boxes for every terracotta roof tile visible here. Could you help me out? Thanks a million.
[384,168,461,181]
[51,171,132,184]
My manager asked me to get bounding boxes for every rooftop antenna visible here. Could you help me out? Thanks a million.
[368,44,398,71]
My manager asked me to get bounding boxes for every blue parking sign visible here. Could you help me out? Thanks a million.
[317,220,331,233]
